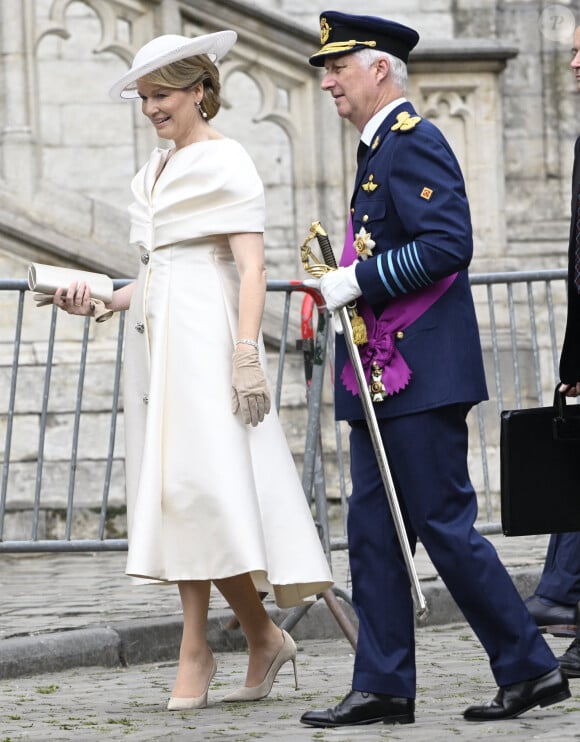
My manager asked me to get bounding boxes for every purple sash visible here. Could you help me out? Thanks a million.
[339,218,457,397]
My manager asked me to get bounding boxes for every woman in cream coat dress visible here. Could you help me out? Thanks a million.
[55,31,333,711]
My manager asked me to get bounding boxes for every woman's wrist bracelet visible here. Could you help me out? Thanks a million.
[235,338,259,350]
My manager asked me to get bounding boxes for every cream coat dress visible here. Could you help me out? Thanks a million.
[122,138,333,608]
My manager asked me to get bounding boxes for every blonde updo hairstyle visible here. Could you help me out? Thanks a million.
[139,54,221,120]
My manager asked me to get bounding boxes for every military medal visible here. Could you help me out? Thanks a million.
[369,362,387,402]
[353,227,375,260]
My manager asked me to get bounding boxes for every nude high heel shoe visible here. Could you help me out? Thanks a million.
[222,629,298,702]
[167,654,217,711]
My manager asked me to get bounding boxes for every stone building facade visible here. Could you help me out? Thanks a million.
[1,0,579,537]
[4,1,580,284]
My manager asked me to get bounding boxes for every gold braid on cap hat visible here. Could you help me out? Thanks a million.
[318,17,378,55]
[316,39,377,54]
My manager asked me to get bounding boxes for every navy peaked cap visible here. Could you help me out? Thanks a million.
[309,10,419,66]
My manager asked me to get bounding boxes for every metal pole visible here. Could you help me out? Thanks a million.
[337,305,427,618]
[302,221,427,618]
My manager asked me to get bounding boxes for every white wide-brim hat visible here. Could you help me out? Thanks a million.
[109,30,237,100]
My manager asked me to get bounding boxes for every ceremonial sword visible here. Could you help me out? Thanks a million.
[301,221,428,619]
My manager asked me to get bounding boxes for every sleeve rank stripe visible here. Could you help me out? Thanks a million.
[377,253,397,297]
[401,242,430,289]
[410,242,430,285]
[387,250,407,293]
[399,247,423,290]
[377,241,432,296]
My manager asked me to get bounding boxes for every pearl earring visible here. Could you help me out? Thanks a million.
[196,101,208,119]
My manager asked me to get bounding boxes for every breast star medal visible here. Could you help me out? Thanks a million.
[353,227,375,260]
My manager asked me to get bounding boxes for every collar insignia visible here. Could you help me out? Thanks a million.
[362,174,379,193]
[371,135,381,150]
[391,111,422,132]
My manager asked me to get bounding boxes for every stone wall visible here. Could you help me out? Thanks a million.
[6,1,577,279]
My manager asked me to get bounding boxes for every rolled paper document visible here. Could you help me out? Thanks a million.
[27,262,114,304]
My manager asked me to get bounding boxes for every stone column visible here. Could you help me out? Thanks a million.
[409,41,518,267]
[0,0,39,200]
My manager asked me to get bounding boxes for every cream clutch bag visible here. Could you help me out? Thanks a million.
[28,262,115,322]
[28,262,114,303]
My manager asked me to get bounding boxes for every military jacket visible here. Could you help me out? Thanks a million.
[334,101,488,421]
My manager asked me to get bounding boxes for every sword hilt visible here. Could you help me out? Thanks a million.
[315,231,338,270]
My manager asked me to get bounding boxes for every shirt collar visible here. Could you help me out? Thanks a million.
[360,97,407,146]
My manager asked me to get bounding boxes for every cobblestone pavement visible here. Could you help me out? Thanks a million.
[2,531,577,740]
[1,629,579,741]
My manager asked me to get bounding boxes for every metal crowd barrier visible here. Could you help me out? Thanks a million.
[0,269,570,557]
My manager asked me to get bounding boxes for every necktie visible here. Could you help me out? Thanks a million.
[357,140,369,166]
[575,192,580,292]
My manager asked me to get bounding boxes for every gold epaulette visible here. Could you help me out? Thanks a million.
[391,111,422,132]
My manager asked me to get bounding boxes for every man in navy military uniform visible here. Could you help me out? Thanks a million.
[300,10,570,727]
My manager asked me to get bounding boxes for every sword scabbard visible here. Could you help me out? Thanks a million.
[300,219,428,619]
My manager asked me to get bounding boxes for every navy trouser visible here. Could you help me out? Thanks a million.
[536,532,580,605]
[347,404,558,698]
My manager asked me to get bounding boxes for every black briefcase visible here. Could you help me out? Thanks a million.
[500,387,580,536]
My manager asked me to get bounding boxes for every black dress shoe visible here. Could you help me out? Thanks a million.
[559,639,580,678]
[463,667,570,721]
[300,689,415,728]
[525,595,577,628]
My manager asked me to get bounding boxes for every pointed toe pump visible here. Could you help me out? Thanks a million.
[167,655,217,711]
[223,629,298,702]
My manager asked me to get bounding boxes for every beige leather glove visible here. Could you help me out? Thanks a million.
[90,299,114,323]
[231,346,271,427]
[33,293,113,323]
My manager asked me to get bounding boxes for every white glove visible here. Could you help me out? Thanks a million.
[317,264,362,313]
[301,278,347,334]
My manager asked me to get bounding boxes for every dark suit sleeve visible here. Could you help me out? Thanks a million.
[559,137,580,384]
[355,124,473,305]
